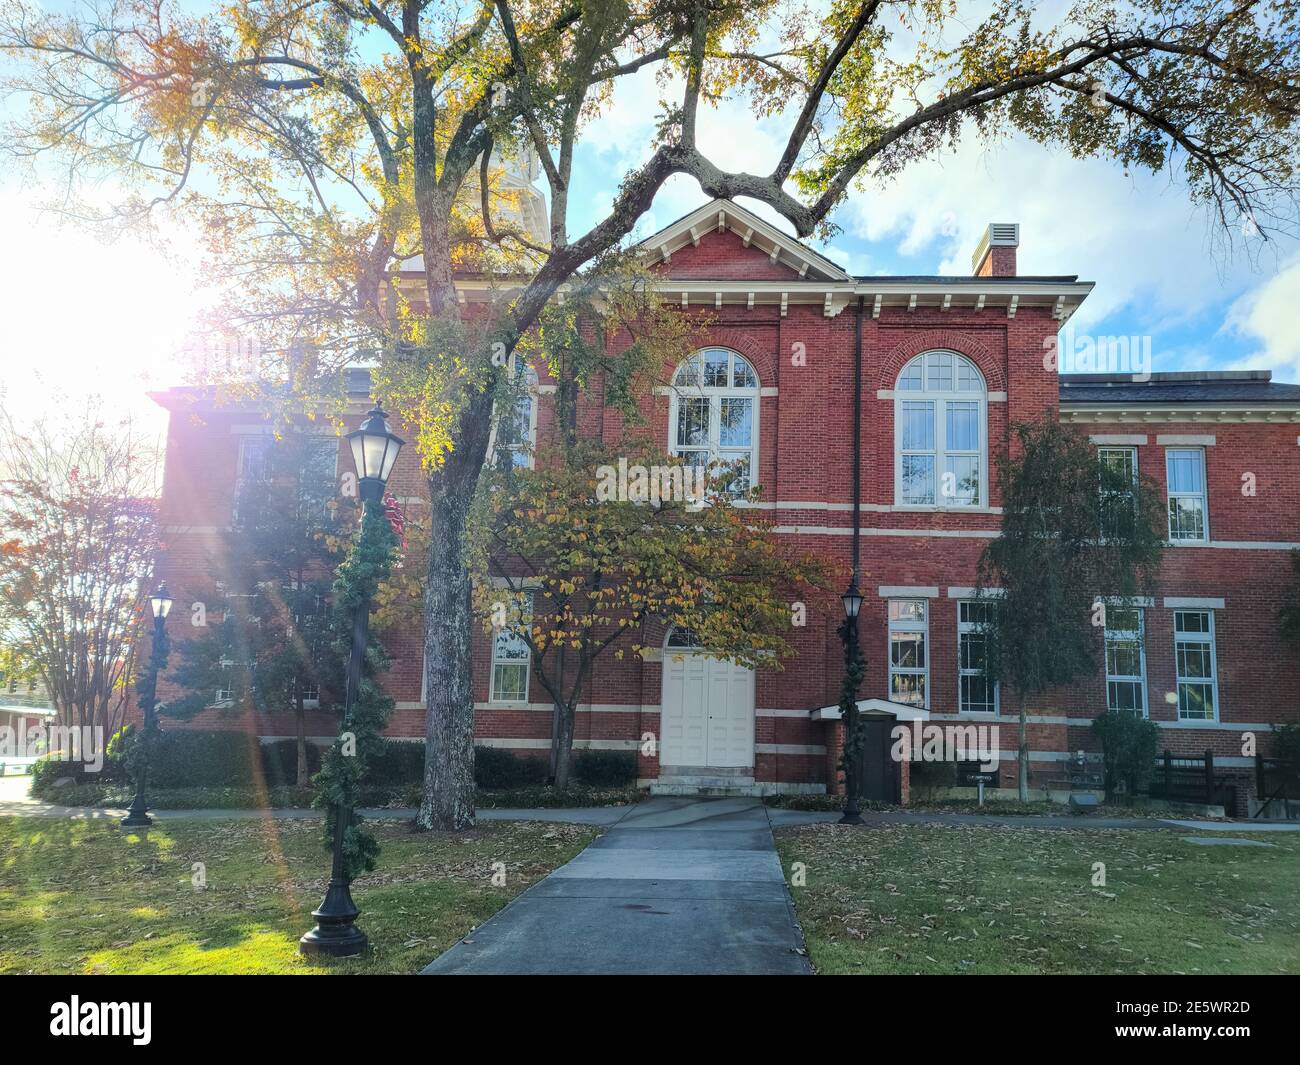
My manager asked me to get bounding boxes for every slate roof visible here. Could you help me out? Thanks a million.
[1060,371,1300,405]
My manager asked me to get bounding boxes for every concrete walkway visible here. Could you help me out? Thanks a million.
[422,797,812,975]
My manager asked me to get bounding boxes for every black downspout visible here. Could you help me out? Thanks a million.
[852,297,863,580]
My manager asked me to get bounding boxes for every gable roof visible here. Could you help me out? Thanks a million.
[635,199,852,282]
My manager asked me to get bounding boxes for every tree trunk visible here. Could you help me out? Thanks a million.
[553,699,577,791]
[295,697,308,787]
[1017,691,1029,801]
[416,477,477,831]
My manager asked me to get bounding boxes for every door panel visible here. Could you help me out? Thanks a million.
[663,652,753,769]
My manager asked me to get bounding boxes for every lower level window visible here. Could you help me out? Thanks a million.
[957,600,997,713]
[1104,606,1147,715]
[888,600,928,706]
[1174,610,1218,720]
[490,593,533,703]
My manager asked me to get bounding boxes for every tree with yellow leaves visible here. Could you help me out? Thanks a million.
[4,0,1299,826]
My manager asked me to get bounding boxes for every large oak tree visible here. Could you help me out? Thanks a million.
[4,0,1298,827]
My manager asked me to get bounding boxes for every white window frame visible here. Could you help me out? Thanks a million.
[1104,605,1148,717]
[893,350,988,508]
[489,592,533,704]
[1174,609,1219,721]
[667,347,761,497]
[957,600,998,715]
[888,599,929,708]
[489,360,539,470]
[1166,447,1209,543]
[1098,445,1138,540]
[234,436,271,522]
[215,658,235,706]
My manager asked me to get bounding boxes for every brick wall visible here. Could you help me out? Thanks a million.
[138,223,1300,799]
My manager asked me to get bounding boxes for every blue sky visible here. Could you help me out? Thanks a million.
[2,1,1298,440]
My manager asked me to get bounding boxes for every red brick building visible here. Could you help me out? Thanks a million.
[149,199,1300,809]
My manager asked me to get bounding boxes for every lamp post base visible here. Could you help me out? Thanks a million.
[837,810,864,826]
[120,799,152,829]
[299,881,368,958]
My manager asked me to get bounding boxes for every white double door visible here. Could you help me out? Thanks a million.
[660,653,755,768]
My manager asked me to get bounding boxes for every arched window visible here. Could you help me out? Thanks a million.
[894,350,987,507]
[668,347,759,494]
[665,626,702,649]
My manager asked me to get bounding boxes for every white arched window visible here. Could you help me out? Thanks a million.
[668,347,759,494]
[894,350,987,507]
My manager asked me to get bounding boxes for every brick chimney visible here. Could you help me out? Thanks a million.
[972,223,1019,277]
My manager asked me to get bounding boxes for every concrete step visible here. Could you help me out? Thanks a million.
[650,778,760,797]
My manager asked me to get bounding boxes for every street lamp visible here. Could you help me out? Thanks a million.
[301,404,403,958]
[838,579,865,826]
[346,405,405,504]
[121,583,172,829]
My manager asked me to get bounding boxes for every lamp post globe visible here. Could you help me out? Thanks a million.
[345,405,404,504]
[301,403,402,958]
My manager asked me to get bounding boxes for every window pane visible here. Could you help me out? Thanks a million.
[1175,611,1209,635]
[493,663,528,702]
[1107,640,1142,678]
[1100,447,1137,481]
[897,361,923,391]
[890,632,926,669]
[1108,607,1140,632]
[901,455,935,504]
[1176,644,1212,679]
[889,600,926,622]
[960,674,995,713]
[732,356,757,388]
[1166,449,1204,493]
[677,449,708,475]
[955,357,981,391]
[1178,682,1214,720]
[1108,680,1143,713]
[1169,497,1205,540]
[719,451,751,494]
[703,349,729,386]
[719,397,753,446]
[959,600,994,625]
[676,398,710,446]
[959,631,987,671]
[943,455,980,506]
[891,672,926,705]
[946,401,979,451]
[901,401,935,450]
[673,355,700,386]
[926,352,953,391]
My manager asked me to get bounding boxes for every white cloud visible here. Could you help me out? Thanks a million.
[1222,255,1300,382]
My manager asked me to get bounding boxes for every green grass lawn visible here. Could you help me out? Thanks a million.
[775,822,1300,975]
[0,815,597,974]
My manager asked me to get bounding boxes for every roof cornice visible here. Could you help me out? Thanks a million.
[1060,403,1300,424]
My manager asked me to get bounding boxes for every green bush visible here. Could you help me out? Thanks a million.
[1092,711,1159,800]
[29,754,79,798]
[363,740,425,785]
[572,749,637,786]
[144,729,260,788]
[260,739,324,787]
[474,746,548,789]
[909,759,958,789]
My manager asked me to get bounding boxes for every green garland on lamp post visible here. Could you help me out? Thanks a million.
[300,406,401,958]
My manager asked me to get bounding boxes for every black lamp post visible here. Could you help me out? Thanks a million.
[121,584,173,829]
[300,404,403,958]
[838,579,864,826]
